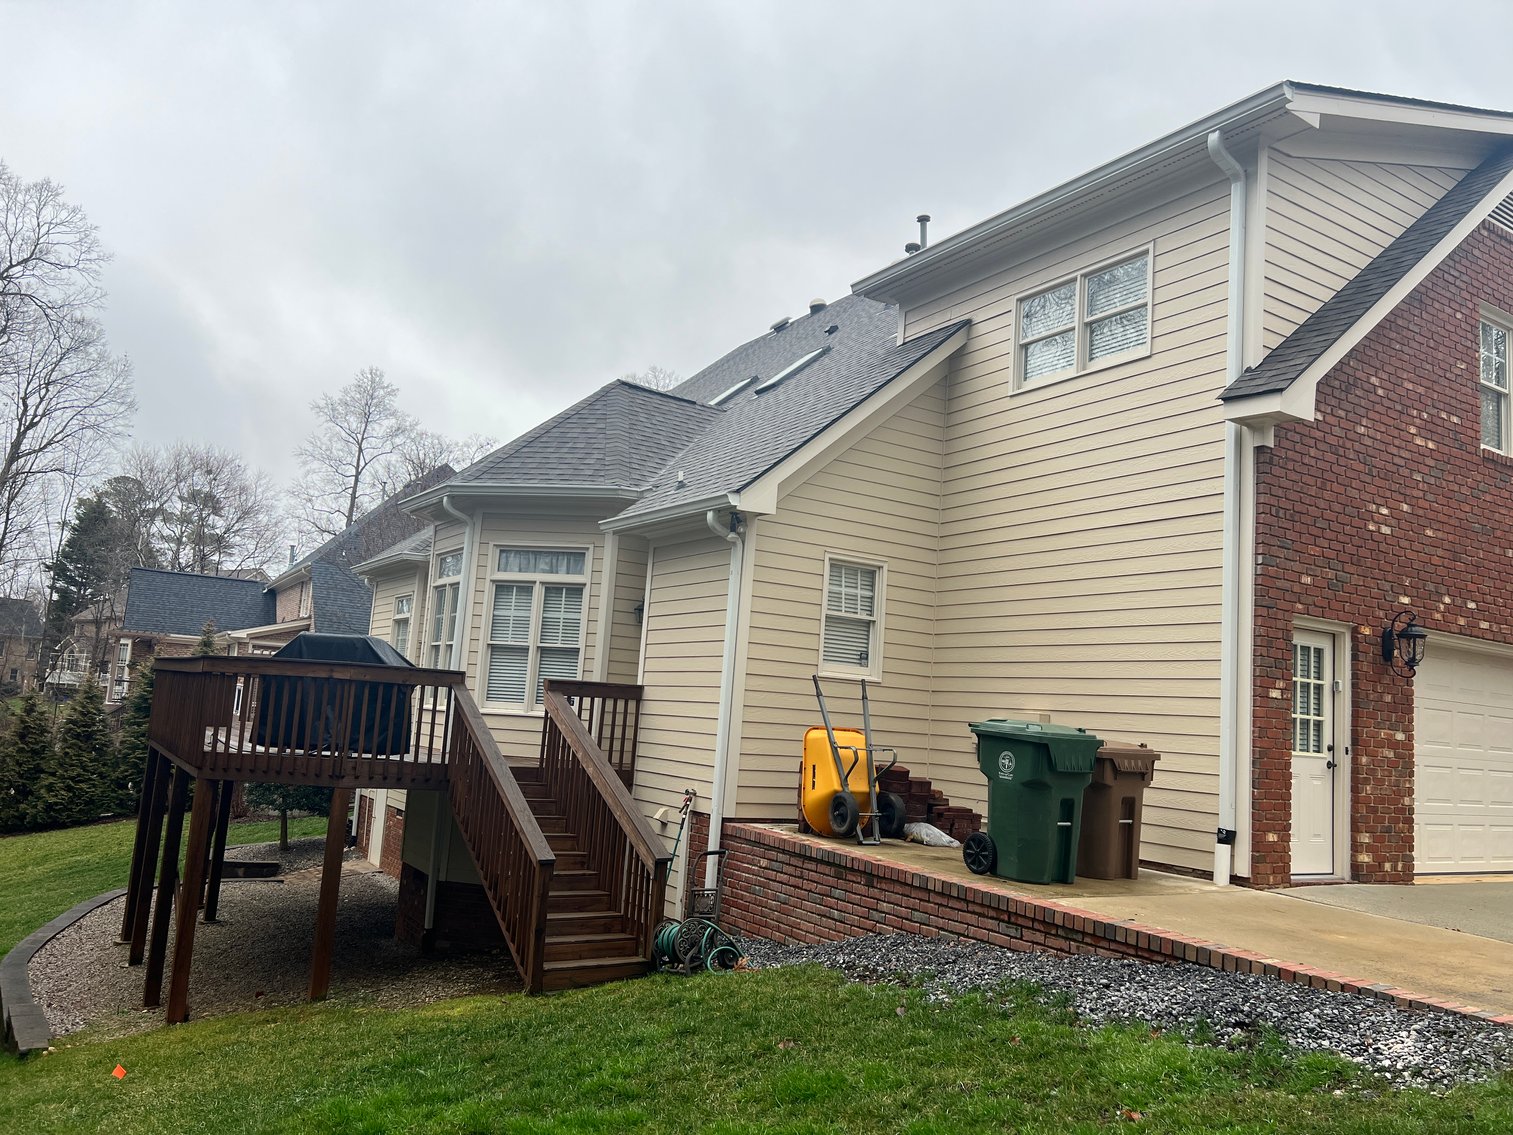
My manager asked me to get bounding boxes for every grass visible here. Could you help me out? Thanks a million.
[0,815,326,955]
[1,969,1511,1133]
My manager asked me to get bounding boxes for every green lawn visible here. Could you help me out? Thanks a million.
[3,969,1512,1133]
[0,815,326,955]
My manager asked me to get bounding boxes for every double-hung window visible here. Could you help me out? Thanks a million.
[819,557,884,680]
[1016,250,1151,387]
[392,594,413,659]
[485,547,588,710]
[428,551,463,669]
[1480,318,1510,453]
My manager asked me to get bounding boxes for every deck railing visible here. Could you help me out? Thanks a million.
[447,693,556,992]
[148,656,460,789]
[540,684,669,962]
[546,679,643,786]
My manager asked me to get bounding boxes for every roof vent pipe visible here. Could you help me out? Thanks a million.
[917,214,931,249]
[904,241,921,255]
[288,544,296,566]
[808,298,827,314]
[770,316,790,333]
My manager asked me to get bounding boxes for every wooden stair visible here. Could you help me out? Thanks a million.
[513,766,651,991]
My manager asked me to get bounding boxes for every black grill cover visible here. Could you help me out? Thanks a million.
[253,633,416,755]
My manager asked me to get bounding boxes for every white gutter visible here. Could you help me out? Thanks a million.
[1208,129,1248,887]
[703,508,745,886]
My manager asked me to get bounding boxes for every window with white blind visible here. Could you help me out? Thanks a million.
[428,551,463,670]
[485,546,589,710]
[392,594,413,659]
[1481,317,1510,453]
[1015,249,1152,387]
[819,556,884,680]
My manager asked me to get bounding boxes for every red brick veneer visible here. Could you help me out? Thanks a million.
[379,805,405,880]
[714,820,1513,1024]
[1249,221,1513,885]
[355,794,374,859]
[395,863,507,952]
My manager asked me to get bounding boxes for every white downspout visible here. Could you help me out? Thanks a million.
[1208,129,1248,887]
[704,508,745,886]
[430,494,476,931]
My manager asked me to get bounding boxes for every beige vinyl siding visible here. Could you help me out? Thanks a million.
[738,384,945,820]
[900,173,1231,873]
[634,537,729,826]
[1261,153,1465,351]
[461,515,608,762]
[367,569,421,658]
[606,535,649,684]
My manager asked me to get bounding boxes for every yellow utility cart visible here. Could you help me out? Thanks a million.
[799,676,906,843]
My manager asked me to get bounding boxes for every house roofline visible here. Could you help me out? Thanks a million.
[353,545,430,576]
[600,492,742,534]
[403,482,642,515]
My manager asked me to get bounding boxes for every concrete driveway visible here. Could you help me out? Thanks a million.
[1279,879,1513,944]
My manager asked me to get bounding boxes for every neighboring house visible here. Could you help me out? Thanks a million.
[0,597,43,692]
[47,588,129,696]
[115,568,280,694]
[363,81,1513,896]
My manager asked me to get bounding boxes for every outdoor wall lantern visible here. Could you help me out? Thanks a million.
[1381,610,1429,677]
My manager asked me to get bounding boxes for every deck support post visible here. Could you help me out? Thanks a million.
[203,779,236,921]
[120,747,166,944]
[143,766,190,1007]
[165,775,217,1024]
[308,787,353,1002]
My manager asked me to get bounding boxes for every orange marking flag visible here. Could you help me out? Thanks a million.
[112,1065,126,1080]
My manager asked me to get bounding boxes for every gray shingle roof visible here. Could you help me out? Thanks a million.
[452,382,721,491]
[121,568,277,637]
[1222,146,1513,401]
[0,597,42,638]
[615,295,967,520]
[310,560,375,635]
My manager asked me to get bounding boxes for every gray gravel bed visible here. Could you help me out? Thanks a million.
[743,933,1513,1090]
[30,838,519,1041]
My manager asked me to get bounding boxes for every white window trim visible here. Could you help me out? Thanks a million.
[392,593,414,660]
[480,542,593,714]
[817,552,886,683]
[1479,308,1513,455]
[1012,244,1155,391]
[428,550,464,671]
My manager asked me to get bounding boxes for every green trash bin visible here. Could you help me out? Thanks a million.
[963,719,1102,885]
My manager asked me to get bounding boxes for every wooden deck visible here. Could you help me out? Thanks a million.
[121,657,665,1021]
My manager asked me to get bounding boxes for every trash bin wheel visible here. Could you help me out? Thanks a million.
[963,831,996,875]
[879,792,906,840]
[828,791,859,838]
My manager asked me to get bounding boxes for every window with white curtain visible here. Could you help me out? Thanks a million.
[819,556,884,680]
[1016,249,1152,387]
[1480,318,1510,453]
[485,546,589,710]
[428,552,463,670]
[392,594,413,659]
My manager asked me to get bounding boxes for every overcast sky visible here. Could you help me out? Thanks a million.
[5,1,1513,488]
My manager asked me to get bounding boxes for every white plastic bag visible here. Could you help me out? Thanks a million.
[903,822,960,848]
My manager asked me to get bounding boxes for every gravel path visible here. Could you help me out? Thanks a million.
[744,933,1513,1090]
[29,838,520,1041]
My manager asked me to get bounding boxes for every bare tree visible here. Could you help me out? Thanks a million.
[621,364,680,392]
[0,163,132,589]
[388,427,496,488]
[292,367,415,542]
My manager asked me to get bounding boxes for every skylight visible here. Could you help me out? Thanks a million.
[710,375,758,406]
[753,347,828,394]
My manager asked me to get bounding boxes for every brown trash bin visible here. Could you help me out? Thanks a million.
[1076,741,1160,879]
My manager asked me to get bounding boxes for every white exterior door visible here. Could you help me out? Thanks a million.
[1415,640,1513,874]
[1290,631,1338,876]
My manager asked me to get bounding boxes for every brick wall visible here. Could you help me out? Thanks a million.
[394,863,506,952]
[379,805,405,879]
[355,794,374,859]
[1250,220,1513,885]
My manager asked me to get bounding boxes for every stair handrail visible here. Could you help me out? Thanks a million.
[448,682,556,992]
[543,687,669,876]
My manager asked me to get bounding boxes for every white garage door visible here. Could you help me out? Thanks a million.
[1415,639,1513,874]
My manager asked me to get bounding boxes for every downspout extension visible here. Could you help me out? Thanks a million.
[704,508,745,887]
[1208,129,1247,887]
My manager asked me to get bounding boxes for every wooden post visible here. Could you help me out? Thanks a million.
[203,779,236,922]
[196,780,220,909]
[128,758,172,964]
[120,747,165,942]
[143,767,190,1007]
[165,776,217,1024]
[308,788,353,1002]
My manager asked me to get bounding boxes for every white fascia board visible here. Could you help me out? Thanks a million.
[739,324,969,513]
[353,548,428,577]
[1272,162,1513,417]
[600,493,742,536]
[268,563,311,591]
[1286,89,1513,137]
[853,85,1291,302]
[403,482,640,516]
[226,619,310,639]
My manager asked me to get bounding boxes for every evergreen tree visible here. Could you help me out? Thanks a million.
[32,678,111,827]
[193,621,220,656]
[244,783,331,850]
[112,659,155,814]
[0,693,54,831]
[43,495,129,677]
